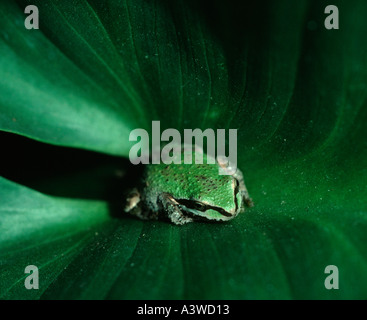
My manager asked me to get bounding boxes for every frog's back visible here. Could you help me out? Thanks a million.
[144,152,233,202]
[144,161,200,198]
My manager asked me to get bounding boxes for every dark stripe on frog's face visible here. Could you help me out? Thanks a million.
[233,177,240,213]
[176,198,234,218]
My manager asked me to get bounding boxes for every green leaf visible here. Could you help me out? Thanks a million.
[0,176,113,299]
[1,0,367,299]
[0,0,149,156]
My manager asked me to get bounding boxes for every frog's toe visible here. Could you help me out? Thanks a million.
[169,212,194,225]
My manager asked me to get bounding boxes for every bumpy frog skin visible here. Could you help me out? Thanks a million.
[124,148,253,225]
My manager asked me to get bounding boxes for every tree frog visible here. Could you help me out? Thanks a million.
[124,146,253,225]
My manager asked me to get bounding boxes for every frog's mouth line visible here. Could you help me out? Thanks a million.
[176,199,233,217]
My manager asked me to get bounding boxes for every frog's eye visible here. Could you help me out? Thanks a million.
[234,178,239,192]
[191,201,206,212]
[177,199,207,212]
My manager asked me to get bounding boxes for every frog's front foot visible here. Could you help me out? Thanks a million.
[158,193,193,225]
[169,211,194,225]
